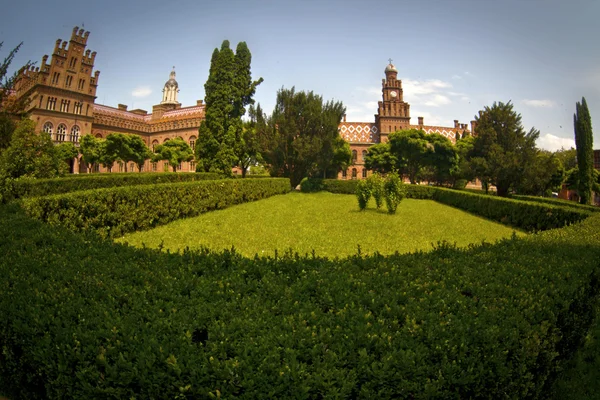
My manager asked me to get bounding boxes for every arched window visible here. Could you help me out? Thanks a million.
[164,138,170,143]
[42,122,53,135]
[152,140,159,152]
[189,136,196,150]
[70,125,80,142]
[362,169,367,178]
[95,133,103,139]
[56,124,67,142]
[342,169,347,179]
[362,150,367,162]
[352,168,358,180]
[352,150,357,163]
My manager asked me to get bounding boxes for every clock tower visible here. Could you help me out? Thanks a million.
[375,60,411,142]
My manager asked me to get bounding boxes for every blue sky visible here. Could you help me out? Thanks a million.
[3,0,599,151]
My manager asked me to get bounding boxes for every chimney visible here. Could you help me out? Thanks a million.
[470,120,477,135]
[454,119,459,129]
[343,114,347,122]
[418,116,424,126]
[118,104,128,111]
[196,100,204,106]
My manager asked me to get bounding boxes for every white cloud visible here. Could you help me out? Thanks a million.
[424,94,451,107]
[451,74,462,80]
[345,101,378,122]
[132,86,152,98]
[522,99,556,108]
[536,133,575,152]
[410,110,443,126]
[403,79,452,96]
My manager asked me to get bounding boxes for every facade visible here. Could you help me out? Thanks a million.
[14,27,472,177]
[338,62,474,180]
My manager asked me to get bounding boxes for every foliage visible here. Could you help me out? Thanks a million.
[469,101,539,196]
[355,179,371,210]
[196,41,263,175]
[79,134,103,172]
[511,194,600,213]
[574,97,594,205]
[553,147,577,171]
[367,173,385,209]
[21,178,290,238]
[2,199,600,398]
[55,142,79,174]
[388,129,429,183]
[235,104,264,177]
[0,113,15,154]
[122,192,524,258]
[128,134,153,171]
[363,142,396,175]
[383,172,405,214]
[258,87,348,188]
[516,150,565,196]
[102,133,152,172]
[10,171,225,199]
[300,178,359,194]
[153,137,194,172]
[0,119,61,179]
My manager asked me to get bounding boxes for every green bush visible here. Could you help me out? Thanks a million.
[12,172,225,199]
[300,178,358,194]
[511,194,600,213]
[384,172,406,214]
[452,178,468,189]
[1,203,599,398]
[367,173,384,209]
[355,180,371,211]
[21,178,290,238]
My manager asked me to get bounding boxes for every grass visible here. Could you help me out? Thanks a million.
[117,192,525,258]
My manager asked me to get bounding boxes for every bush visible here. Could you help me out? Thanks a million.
[21,178,290,238]
[355,180,371,211]
[384,172,405,214]
[367,173,384,209]
[300,178,358,194]
[453,178,468,189]
[1,203,599,398]
[511,194,600,213]
[12,172,226,199]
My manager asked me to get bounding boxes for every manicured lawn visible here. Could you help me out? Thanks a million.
[117,192,525,258]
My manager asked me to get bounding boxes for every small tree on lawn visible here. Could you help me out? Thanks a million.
[79,134,102,172]
[55,142,79,175]
[356,179,371,211]
[574,97,594,204]
[128,135,152,172]
[367,173,385,209]
[153,138,194,172]
[384,172,405,214]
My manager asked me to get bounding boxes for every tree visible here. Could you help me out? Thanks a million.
[388,129,430,184]
[0,119,60,179]
[103,133,136,172]
[55,142,79,174]
[425,133,459,185]
[469,101,539,197]
[196,40,263,175]
[79,134,103,172]
[364,143,396,175]
[516,150,564,196]
[574,97,594,204]
[234,104,264,178]
[128,135,152,172]
[553,147,577,171]
[153,138,194,172]
[258,87,347,188]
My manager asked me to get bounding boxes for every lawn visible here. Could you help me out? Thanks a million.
[118,192,525,258]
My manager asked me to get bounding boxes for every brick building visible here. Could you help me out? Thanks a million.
[14,27,472,176]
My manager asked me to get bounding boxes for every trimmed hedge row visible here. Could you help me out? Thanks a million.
[1,203,599,398]
[21,178,290,238]
[11,172,225,198]
[511,194,600,213]
[301,179,588,232]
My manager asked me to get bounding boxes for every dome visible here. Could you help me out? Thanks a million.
[164,78,178,89]
[385,63,398,73]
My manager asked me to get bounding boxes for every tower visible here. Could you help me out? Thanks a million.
[161,68,179,105]
[375,60,411,142]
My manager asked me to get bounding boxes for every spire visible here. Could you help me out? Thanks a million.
[161,67,179,104]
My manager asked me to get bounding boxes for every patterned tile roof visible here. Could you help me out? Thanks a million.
[338,122,379,143]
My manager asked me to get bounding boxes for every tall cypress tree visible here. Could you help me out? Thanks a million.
[195,40,262,175]
[574,97,594,204]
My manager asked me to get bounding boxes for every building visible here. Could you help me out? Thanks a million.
[338,62,473,180]
[14,27,472,176]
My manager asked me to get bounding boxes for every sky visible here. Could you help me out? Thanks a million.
[3,0,599,151]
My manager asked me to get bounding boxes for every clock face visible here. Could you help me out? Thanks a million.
[390,90,397,98]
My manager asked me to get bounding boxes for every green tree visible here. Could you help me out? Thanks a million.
[258,87,347,188]
[153,138,194,172]
[128,135,152,172]
[104,133,136,172]
[470,101,539,197]
[234,104,264,178]
[388,129,430,184]
[55,142,79,175]
[0,119,60,178]
[79,134,103,172]
[453,134,476,183]
[516,150,564,196]
[574,97,594,204]
[553,147,577,171]
[364,143,396,175]
[196,40,263,175]
[425,133,459,185]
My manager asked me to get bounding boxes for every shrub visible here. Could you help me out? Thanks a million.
[355,179,371,211]
[453,178,468,189]
[300,178,358,194]
[1,203,599,398]
[21,178,290,238]
[511,194,600,213]
[367,173,384,209]
[12,172,225,199]
[384,172,405,214]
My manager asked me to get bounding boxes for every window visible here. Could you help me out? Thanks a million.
[69,57,77,69]
[46,97,56,111]
[189,136,196,150]
[164,161,169,171]
[78,79,85,90]
[56,124,67,142]
[152,140,159,152]
[70,125,80,142]
[51,72,60,85]
[190,161,196,171]
[75,102,83,115]
[342,169,347,179]
[130,163,135,172]
[60,100,70,113]
[42,122,53,135]
[352,150,357,163]
[362,150,367,162]
[93,164,100,173]
[352,168,357,180]
[152,162,157,172]
[95,133,103,139]
[65,75,73,88]
[177,162,182,171]
[38,95,44,108]
[362,169,367,178]
[139,165,144,172]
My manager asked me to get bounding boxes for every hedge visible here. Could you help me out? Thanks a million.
[20,178,290,238]
[11,172,226,199]
[1,202,599,398]
[301,179,588,232]
[511,194,600,213]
